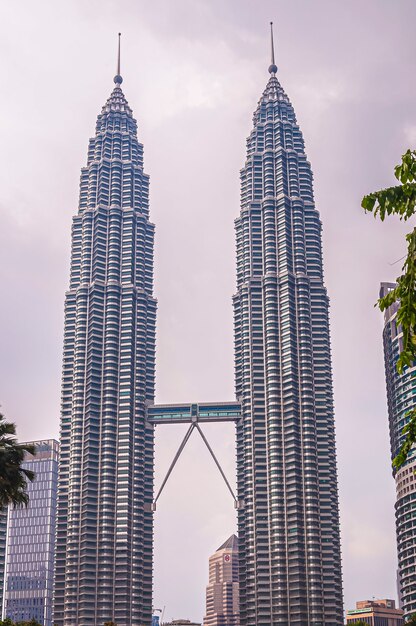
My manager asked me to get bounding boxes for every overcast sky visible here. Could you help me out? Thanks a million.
[0,0,415,621]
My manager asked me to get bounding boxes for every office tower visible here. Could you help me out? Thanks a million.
[54,41,156,626]
[346,599,404,625]
[203,535,239,626]
[3,440,58,626]
[381,282,416,619]
[233,25,343,625]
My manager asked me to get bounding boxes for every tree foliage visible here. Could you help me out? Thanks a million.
[362,149,416,469]
[0,413,36,509]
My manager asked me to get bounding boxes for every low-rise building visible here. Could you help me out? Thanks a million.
[162,620,201,626]
[346,598,404,625]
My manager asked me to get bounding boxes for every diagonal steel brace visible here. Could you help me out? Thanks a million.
[153,423,195,510]
[194,422,237,505]
[152,422,238,510]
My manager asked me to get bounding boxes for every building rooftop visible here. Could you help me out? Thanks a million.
[346,598,404,623]
[217,534,238,552]
[355,599,396,610]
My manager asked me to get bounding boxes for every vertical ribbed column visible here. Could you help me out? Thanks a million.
[234,71,343,625]
[55,80,156,626]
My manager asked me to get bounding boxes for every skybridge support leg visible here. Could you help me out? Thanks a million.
[194,422,238,507]
[152,421,239,510]
[153,423,195,510]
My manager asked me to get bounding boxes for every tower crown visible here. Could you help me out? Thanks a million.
[101,84,132,116]
[99,34,132,120]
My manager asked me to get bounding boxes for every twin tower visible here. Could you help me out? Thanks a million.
[54,30,343,626]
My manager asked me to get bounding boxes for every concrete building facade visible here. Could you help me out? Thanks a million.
[381,282,416,618]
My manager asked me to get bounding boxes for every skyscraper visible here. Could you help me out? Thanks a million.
[3,440,58,626]
[381,282,416,618]
[233,25,343,625]
[54,37,156,626]
[204,535,240,626]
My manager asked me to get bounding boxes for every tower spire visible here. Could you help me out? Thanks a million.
[114,32,123,85]
[268,22,278,75]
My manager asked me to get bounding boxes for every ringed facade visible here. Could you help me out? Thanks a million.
[233,34,343,625]
[54,67,156,626]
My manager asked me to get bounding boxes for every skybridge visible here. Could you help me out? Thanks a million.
[146,401,242,511]
[146,401,242,425]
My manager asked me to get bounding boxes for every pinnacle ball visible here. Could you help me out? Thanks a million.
[114,74,123,85]
[268,64,278,75]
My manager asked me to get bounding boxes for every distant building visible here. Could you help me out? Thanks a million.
[346,599,404,625]
[381,281,416,618]
[2,440,59,626]
[204,535,239,626]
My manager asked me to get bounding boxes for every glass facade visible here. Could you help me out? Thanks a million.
[54,71,156,626]
[381,282,416,618]
[3,439,59,626]
[233,60,343,624]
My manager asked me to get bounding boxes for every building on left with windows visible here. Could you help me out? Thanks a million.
[2,439,59,626]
